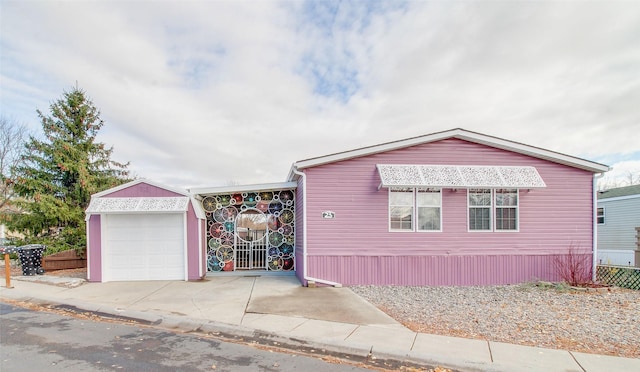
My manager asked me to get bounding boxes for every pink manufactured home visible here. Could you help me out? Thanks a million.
[85,128,609,286]
[288,128,609,286]
[85,179,206,282]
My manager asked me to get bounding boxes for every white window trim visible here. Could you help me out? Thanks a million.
[389,188,414,232]
[495,189,519,232]
[468,189,493,232]
[467,189,519,232]
[416,188,443,233]
[389,188,442,232]
[597,207,605,225]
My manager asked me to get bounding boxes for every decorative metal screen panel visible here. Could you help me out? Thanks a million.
[377,164,546,189]
[202,190,295,272]
[86,197,190,213]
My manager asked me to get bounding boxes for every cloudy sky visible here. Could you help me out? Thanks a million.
[1,1,639,189]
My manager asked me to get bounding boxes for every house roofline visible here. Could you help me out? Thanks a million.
[91,179,190,198]
[597,194,640,203]
[290,128,610,175]
[597,184,640,200]
[189,181,297,196]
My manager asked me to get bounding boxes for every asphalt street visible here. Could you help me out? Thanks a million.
[0,301,375,372]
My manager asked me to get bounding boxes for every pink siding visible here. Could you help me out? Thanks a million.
[303,138,595,286]
[102,182,184,197]
[87,214,102,282]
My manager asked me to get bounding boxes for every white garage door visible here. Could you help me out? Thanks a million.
[103,213,185,281]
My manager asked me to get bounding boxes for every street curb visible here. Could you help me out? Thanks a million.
[1,293,459,371]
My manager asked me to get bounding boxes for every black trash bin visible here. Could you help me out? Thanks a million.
[17,244,46,276]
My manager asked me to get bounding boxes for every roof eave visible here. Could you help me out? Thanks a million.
[189,181,297,196]
[456,131,610,173]
[292,128,610,173]
[91,179,190,198]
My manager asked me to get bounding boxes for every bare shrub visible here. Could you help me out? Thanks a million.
[552,243,592,286]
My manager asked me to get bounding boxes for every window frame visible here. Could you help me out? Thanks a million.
[467,188,519,232]
[495,189,519,232]
[468,189,493,232]
[597,207,605,225]
[389,187,442,232]
[389,188,414,232]
[416,188,442,232]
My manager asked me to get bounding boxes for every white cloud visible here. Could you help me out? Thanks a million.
[1,1,639,189]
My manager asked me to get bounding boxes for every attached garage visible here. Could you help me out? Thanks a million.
[85,180,206,282]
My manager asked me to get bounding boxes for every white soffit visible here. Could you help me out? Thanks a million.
[377,165,547,189]
[86,197,190,214]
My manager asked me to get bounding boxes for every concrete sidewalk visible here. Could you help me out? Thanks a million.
[1,275,638,372]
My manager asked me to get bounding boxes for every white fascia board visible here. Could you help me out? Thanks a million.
[293,130,456,170]
[456,131,610,173]
[189,181,297,196]
[190,196,206,220]
[286,164,301,182]
[91,178,190,198]
[292,128,610,173]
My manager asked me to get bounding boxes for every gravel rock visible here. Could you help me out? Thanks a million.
[350,283,640,358]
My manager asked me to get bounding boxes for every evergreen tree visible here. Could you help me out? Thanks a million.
[9,87,130,253]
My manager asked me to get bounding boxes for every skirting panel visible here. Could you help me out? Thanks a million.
[306,254,592,286]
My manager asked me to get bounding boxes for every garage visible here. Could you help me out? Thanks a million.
[85,179,206,282]
[102,213,185,281]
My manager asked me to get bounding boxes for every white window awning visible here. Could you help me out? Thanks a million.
[377,164,546,189]
[86,197,190,214]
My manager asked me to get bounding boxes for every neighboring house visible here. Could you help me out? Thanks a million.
[596,184,640,266]
[85,179,206,282]
[85,128,609,285]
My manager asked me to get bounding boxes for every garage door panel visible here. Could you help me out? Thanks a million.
[104,214,185,281]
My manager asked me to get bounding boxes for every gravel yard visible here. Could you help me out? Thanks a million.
[351,283,640,358]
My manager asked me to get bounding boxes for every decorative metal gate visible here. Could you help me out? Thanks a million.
[202,189,295,273]
[235,210,267,269]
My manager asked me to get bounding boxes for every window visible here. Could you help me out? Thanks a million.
[468,189,518,231]
[389,188,414,231]
[389,188,441,231]
[597,207,605,224]
[468,189,492,231]
[495,189,518,230]
[417,189,442,231]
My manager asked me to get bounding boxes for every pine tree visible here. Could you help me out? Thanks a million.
[9,87,130,253]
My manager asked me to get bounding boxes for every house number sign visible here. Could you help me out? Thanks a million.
[322,211,335,219]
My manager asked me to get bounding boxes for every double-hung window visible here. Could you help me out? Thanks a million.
[389,188,441,231]
[468,189,492,231]
[417,189,441,231]
[495,189,518,230]
[389,188,414,231]
[597,207,605,224]
[468,189,518,231]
